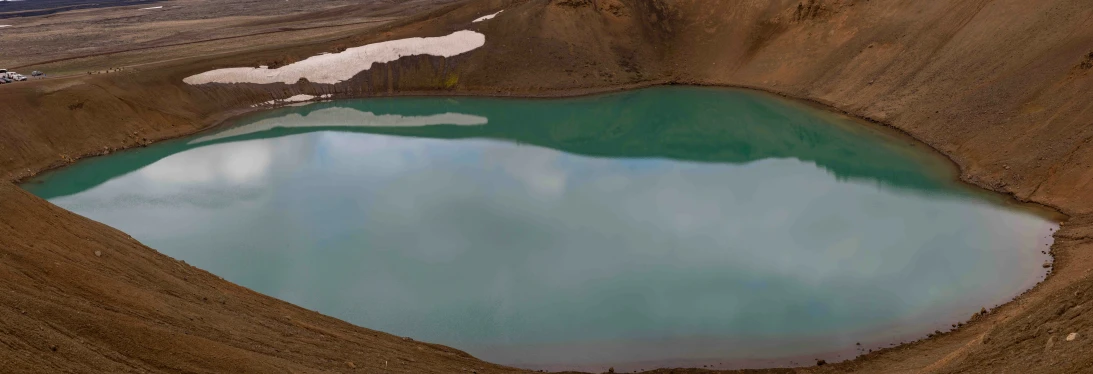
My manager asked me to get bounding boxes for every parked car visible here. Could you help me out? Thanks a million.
[0,77,10,84]
[10,74,27,81]
[31,71,43,77]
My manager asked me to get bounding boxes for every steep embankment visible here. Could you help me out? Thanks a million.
[1,0,1092,373]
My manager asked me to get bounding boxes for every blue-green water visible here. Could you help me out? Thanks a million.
[24,87,1056,371]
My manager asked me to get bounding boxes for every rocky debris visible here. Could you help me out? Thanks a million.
[94,250,101,257]
[553,0,593,7]
[345,361,355,369]
[1080,51,1093,70]
[794,0,825,21]
[816,359,827,366]
[1067,332,1078,341]
[971,307,990,321]
[599,0,627,16]
[549,0,627,16]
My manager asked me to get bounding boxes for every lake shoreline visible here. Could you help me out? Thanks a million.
[1,68,1080,374]
[2,0,1092,372]
[26,88,1059,371]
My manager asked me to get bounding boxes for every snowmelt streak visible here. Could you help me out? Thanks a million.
[473,10,502,23]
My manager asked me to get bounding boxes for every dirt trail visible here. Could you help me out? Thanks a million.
[1,0,1093,373]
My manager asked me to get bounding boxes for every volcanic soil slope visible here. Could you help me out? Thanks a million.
[1,0,1093,373]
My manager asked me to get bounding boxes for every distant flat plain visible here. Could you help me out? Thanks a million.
[0,0,460,74]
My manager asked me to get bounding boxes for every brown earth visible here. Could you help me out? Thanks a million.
[1,0,1093,373]
[0,0,462,75]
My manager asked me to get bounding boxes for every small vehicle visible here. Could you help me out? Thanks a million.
[10,74,27,81]
[0,77,10,84]
[31,71,43,77]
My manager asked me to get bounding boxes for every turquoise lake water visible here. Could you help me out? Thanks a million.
[23,87,1057,371]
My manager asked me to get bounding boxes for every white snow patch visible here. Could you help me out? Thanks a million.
[473,10,502,23]
[140,6,163,10]
[190,107,487,144]
[183,30,486,85]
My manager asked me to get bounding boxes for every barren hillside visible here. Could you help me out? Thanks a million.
[1,0,1091,373]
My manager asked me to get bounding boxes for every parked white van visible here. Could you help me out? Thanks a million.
[3,70,26,81]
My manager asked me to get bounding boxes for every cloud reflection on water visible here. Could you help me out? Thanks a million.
[28,87,1058,371]
[57,130,1052,368]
